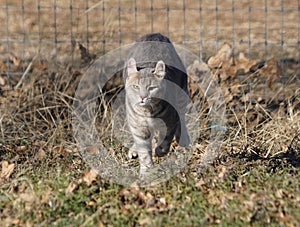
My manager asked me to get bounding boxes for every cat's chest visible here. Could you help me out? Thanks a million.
[128,108,167,129]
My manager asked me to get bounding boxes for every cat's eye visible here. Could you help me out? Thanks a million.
[148,86,157,91]
[132,85,139,90]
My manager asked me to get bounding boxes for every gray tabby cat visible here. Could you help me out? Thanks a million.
[124,33,190,175]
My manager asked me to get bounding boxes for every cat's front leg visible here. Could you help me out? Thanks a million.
[129,135,153,175]
[128,146,138,159]
[138,148,153,176]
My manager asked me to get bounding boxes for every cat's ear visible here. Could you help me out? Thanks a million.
[127,58,138,75]
[154,60,165,78]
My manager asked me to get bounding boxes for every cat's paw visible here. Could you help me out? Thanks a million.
[128,148,138,159]
[154,145,169,157]
[177,134,190,147]
[139,164,153,179]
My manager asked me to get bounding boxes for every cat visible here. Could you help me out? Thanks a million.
[123,33,190,175]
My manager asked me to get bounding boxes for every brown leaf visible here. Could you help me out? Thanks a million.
[15,145,28,153]
[78,43,96,65]
[236,52,257,74]
[187,60,210,101]
[208,43,232,68]
[32,59,47,71]
[2,217,20,226]
[158,197,167,207]
[97,221,105,227]
[258,58,282,89]
[81,168,98,186]
[0,75,5,85]
[19,191,38,212]
[222,87,234,103]
[85,145,100,155]
[9,55,22,68]
[66,181,78,194]
[145,192,155,208]
[34,148,46,161]
[195,179,205,188]
[217,166,227,180]
[1,160,15,179]
[32,141,47,147]
[275,189,286,199]
[40,189,51,204]
[138,216,151,226]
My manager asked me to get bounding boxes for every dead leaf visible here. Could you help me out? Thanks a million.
[17,181,29,193]
[236,52,257,74]
[207,43,238,81]
[2,217,20,226]
[32,141,47,147]
[97,221,105,227]
[258,58,282,89]
[86,200,96,206]
[195,179,205,188]
[138,216,151,226]
[81,168,98,186]
[208,43,232,68]
[217,166,227,180]
[66,181,78,194]
[34,148,46,161]
[187,60,210,101]
[208,45,258,82]
[1,160,15,179]
[78,43,96,65]
[9,55,22,68]
[32,59,47,71]
[0,76,5,85]
[19,191,38,212]
[85,145,100,155]
[15,145,28,153]
[223,87,234,103]
[158,197,166,206]
[40,189,51,204]
[66,168,99,193]
[275,189,286,199]
[145,192,155,208]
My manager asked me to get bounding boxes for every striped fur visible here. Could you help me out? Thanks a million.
[124,33,190,175]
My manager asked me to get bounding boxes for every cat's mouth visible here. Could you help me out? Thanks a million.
[138,97,161,106]
[138,100,149,106]
[135,98,153,108]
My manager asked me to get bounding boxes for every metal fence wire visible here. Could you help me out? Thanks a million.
[0,0,299,75]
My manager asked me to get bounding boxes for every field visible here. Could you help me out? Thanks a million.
[1,0,300,226]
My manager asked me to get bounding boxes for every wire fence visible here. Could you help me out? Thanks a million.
[0,0,299,72]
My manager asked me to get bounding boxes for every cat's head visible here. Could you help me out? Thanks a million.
[125,58,166,108]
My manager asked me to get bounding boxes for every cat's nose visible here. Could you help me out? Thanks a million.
[140,96,146,101]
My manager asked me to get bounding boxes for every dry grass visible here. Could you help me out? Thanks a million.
[0,40,299,174]
[0,0,299,226]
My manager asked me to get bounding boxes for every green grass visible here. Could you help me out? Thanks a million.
[1,147,299,226]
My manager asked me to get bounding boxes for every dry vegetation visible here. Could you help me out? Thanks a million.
[0,0,299,226]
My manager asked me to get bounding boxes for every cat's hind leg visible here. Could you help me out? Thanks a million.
[175,115,190,147]
[154,125,177,157]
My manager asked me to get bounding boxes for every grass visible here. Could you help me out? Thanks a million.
[0,46,299,226]
[1,0,300,226]
[1,146,299,226]
[0,54,299,225]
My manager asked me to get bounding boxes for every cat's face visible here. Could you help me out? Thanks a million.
[125,58,166,108]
